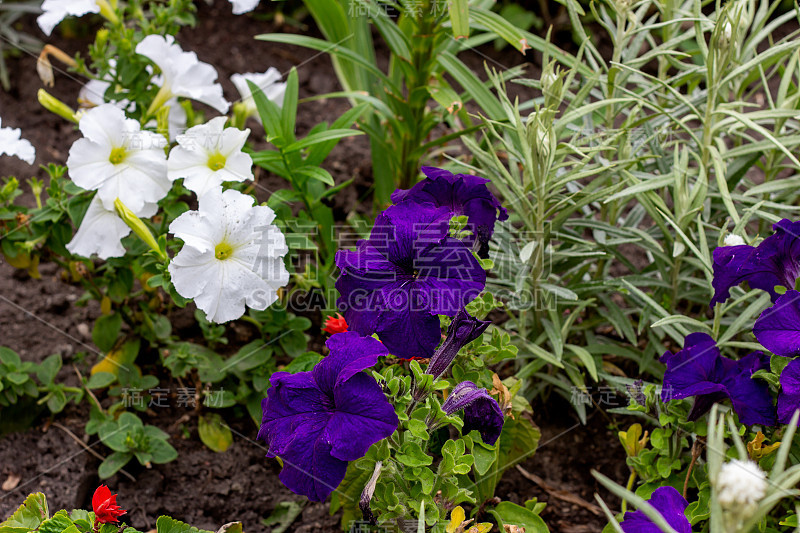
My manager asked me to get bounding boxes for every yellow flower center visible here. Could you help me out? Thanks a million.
[207,153,227,171]
[215,242,234,260]
[109,147,127,165]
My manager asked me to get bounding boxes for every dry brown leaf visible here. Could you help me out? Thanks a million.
[2,473,21,491]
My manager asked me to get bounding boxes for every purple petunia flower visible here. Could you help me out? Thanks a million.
[778,359,800,425]
[620,486,691,533]
[427,308,491,380]
[257,332,399,502]
[753,290,800,357]
[335,203,486,359]
[711,219,800,307]
[442,381,504,445]
[391,166,508,247]
[661,332,775,426]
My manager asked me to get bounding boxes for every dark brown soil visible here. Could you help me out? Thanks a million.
[0,2,625,531]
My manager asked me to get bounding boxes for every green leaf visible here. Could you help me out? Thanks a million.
[0,347,21,366]
[38,510,78,533]
[437,52,503,120]
[406,419,429,440]
[6,372,27,385]
[247,80,284,146]
[0,492,48,533]
[92,313,122,353]
[86,372,116,389]
[293,166,335,186]
[396,441,433,467]
[469,7,530,54]
[489,502,549,533]
[155,516,213,533]
[283,352,323,373]
[47,389,67,413]
[450,0,470,39]
[198,413,233,453]
[281,68,299,143]
[472,443,497,476]
[283,129,364,153]
[260,501,304,533]
[36,353,62,385]
[224,341,272,373]
[97,452,132,479]
[149,439,178,464]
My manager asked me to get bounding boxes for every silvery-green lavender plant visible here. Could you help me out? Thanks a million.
[462,0,800,422]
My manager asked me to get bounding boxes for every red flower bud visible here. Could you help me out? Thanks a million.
[92,485,126,524]
[323,313,348,335]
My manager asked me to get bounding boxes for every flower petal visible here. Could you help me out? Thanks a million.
[327,372,398,461]
[621,486,691,533]
[753,290,800,357]
[315,332,389,392]
[778,359,800,424]
[275,430,348,502]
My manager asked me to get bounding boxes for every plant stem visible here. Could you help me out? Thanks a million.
[621,470,637,514]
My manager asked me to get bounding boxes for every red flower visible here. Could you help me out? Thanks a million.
[323,313,348,335]
[92,486,126,524]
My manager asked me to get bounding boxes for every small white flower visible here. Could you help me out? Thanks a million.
[168,187,289,323]
[229,0,259,14]
[37,0,100,36]
[66,104,169,213]
[231,69,286,121]
[136,35,229,114]
[167,116,253,197]
[716,459,767,518]
[66,195,157,259]
[724,234,746,246]
[0,118,35,164]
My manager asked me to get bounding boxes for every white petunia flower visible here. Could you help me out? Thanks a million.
[724,234,746,246]
[716,459,767,519]
[66,103,169,213]
[167,117,253,197]
[0,118,36,164]
[66,195,157,259]
[37,0,100,36]
[136,35,229,114]
[231,69,286,121]
[168,188,289,323]
[78,66,187,142]
[229,0,259,14]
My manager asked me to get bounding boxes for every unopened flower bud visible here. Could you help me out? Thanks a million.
[114,198,166,261]
[526,113,554,173]
[426,309,490,382]
[359,461,381,525]
[95,28,109,48]
[540,64,563,108]
[718,20,733,51]
[38,89,79,123]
